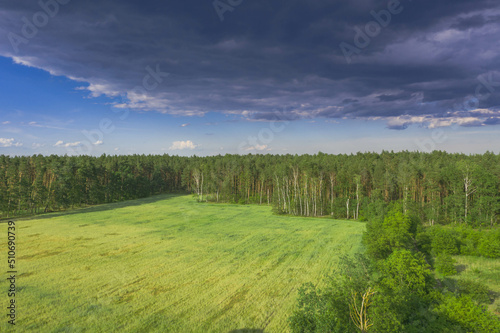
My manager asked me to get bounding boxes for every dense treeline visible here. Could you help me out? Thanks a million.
[1,151,499,227]
[0,154,189,217]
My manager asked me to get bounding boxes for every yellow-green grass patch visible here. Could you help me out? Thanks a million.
[1,194,365,332]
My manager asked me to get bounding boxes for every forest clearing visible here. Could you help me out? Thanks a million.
[0,194,364,332]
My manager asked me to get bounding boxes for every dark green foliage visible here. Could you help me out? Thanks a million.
[414,227,432,259]
[455,279,492,305]
[370,289,448,333]
[435,295,500,332]
[360,199,388,222]
[0,154,191,217]
[1,152,499,226]
[291,202,499,333]
[288,255,372,333]
[288,282,354,333]
[363,216,392,261]
[370,250,436,332]
[429,227,460,255]
[288,283,321,333]
[477,230,500,258]
[364,205,417,261]
[453,227,500,258]
[435,253,457,276]
[379,250,433,295]
[459,228,481,256]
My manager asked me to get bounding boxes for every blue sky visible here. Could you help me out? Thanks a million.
[1,0,499,156]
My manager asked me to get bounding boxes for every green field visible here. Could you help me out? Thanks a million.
[451,255,500,315]
[1,195,365,332]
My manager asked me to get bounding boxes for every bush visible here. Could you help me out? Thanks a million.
[363,205,416,261]
[288,255,373,333]
[458,228,480,256]
[429,227,460,255]
[456,279,492,305]
[435,253,457,276]
[427,226,500,259]
[435,295,500,332]
[379,249,433,295]
[415,227,432,258]
[477,230,500,258]
[460,237,479,256]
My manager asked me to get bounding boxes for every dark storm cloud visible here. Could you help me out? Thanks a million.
[386,123,409,131]
[451,14,500,31]
[451,14,487,31]
[484,117,500,125]
[377,92,414,102]
[1,0,500,128]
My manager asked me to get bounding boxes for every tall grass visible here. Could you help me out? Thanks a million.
[451,255,500,315]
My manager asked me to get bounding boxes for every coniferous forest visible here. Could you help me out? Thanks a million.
[1,151,499,227]
[2,151,500,331]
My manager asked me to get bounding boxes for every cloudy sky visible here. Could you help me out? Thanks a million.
[0,0,499,156]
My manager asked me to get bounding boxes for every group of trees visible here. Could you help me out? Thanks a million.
[1,152,499,226]
[1,151,498,330]
[0,154,189,217]
[263,151,499,227]
[289,206,500,332]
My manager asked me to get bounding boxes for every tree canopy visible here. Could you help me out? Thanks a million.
[1,151,499,228]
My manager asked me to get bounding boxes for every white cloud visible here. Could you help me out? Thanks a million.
[94,140,103,145]
[11,56,66,76]
[384,112,491,129]
[169,140,198,150]
[0,138,22,147]
[1,121,10,125]
[245,144,270,151]
[11,56,36,68]
[24,121,68,130]
[112,90,205,117]
[80,82,121,98]
[181,123,191,127]
[32,143,45,149]
[54,140,81,147]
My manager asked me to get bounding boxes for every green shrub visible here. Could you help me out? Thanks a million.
[430,227,460,255]
[415,228,432,258]
[456,279,492,305]
[428,226,500,259]
[379,249,433,295]
[477,231,500,258]
[363,206,416,261]
[435,295,500,332]
[435,253,457,276]
[458,228,480,256]
[288,255,373,333]
[460,237,479,256]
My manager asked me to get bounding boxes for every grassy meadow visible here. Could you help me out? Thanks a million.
[1,194,365,332]
[450,255,500,315]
